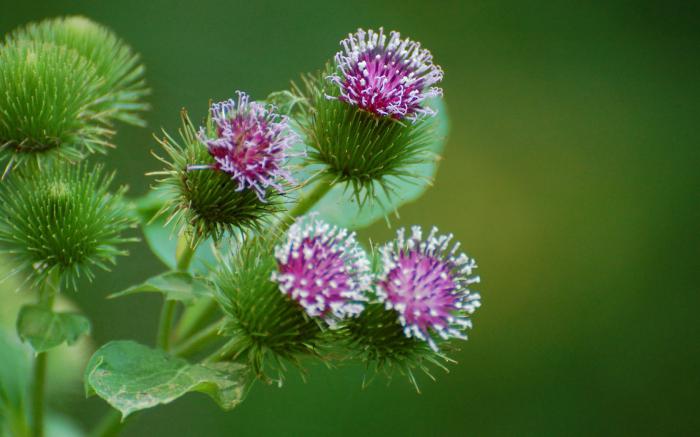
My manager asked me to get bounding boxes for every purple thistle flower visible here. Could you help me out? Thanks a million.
[271,215,372,322]
[377,226,481,351]
[328,28,443,122]
[193,91,298,201]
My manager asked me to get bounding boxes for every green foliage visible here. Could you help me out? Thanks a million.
[84,340,250,419]
[0,162,135,290]
[6,15,149,126]
[343,303,452,391]
[151,111,282,243]
[292,67,439,204]
[16,305,90,353]
[109,271,214,305]
[0,40,111,173]
[213,237,323,381]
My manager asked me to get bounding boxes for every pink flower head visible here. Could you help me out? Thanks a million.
[271,215,371,322]
[195,91,297,201]
[378,226,481,351]
[328,28,443,121]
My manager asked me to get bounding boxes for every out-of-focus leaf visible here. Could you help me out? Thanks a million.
[85,340,250,419]
[16,305,90,353]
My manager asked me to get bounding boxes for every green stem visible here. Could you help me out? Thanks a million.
[155,300,177,350]
[283,177,333,228]
[30,353,47,437]
[30,272,59,437]
[171,318,225,358]
[173,297,217,343]
[89,410,128,437]
[155,235,198,351]
[175,234,196,272]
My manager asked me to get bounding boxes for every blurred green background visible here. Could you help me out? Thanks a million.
[1,0,699,435]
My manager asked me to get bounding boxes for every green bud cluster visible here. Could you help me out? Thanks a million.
[6,15,149,126]
[0,162,135,290]
[0,15,148,172]
[0,41,109,172]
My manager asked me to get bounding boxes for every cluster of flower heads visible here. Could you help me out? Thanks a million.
[328,28,443,122]
[271,215,372,322]
[193,91,298,201]
[377,226,481,351]
[271,216,481,350]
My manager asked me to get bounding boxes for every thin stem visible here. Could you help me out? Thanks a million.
[282,177,333,229]
[30,272,59,437]
[175,234,196,272]
[30,353,47,437]
[155,234,198,351]
[171,318,225,358]
[173,297,218,343]
[89,410,127,437]
[155,300,177,350]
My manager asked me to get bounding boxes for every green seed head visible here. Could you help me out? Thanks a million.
[343,303,453,391]
[153,111,283,244]
[213,237,323,382]
[0,161,135,290]
[0,40,111,173]
[293,66,438,202]
[6,15,149,126]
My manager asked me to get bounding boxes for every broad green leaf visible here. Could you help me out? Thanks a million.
[310,97,450,229]
[85,340,250,418]
[16,305,90,353]
[108,271,214,305]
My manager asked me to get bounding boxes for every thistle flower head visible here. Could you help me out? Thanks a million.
[6,15,149,126]
[0,162,134,290]
[329,28,443,122]
[271,215,371,322]
[0,40,111,174]
[196,91,298,201]
[153,108,284,243]
[214,237,323,381]
[378,226,481,351]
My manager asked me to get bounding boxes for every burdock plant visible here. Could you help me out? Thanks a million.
[0,19,484,437]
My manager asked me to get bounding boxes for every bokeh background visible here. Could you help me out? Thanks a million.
[1,0,699,435]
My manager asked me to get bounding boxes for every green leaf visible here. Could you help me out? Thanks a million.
[310,97,450,229]
[85,340,250,418]
[16,305,90,353]
[108,271,214,305]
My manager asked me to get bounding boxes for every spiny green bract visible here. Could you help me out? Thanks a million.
[0,40,112,174]
[6,15,149,126]
[152,111,282,244]
[213,237,323,382]
[0,162,135,290]
[293,66,437,203]
[343,303,453,392]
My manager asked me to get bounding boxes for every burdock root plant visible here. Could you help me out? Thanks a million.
[0,21,482,436]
